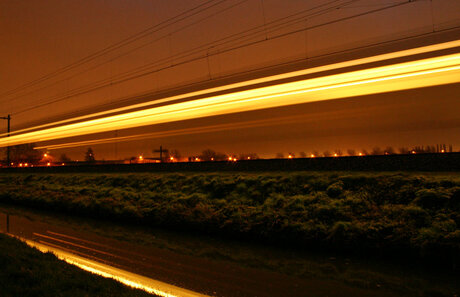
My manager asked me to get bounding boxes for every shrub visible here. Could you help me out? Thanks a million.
[395,184,417,205]
[402,206,431,227]
[413,189,449,209]
[327,221,360,245]
[342,194,370,214]
[313,204,345,223]
[326,182,344,198]
[449,187,460,209]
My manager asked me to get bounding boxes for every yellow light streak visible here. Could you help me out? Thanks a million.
[2,39,460,138]
[35,114,318,150]
[1,50,460,148]
[19,237,210,297]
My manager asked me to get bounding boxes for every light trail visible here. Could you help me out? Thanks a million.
[2,39,460,139]
[19,236,210,297]
[1,43,460,148]
[35,114,318,150]
[33,232,121,259]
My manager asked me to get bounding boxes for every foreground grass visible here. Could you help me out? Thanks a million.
[0,233,154,297]
[1,172,459,264]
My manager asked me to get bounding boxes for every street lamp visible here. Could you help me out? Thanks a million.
[0,115,10,166]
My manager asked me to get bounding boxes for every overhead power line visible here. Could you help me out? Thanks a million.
[7,0,356,113]
[3,0,252,105]
[0,0,225,100]
[12,0,419,116]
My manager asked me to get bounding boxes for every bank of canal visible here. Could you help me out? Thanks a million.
[0,204,458,297]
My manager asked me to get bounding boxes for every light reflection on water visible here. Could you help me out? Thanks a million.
[0,205,458,297]
[21,237,207,297]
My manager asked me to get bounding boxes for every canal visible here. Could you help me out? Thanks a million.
[0,205,457,297]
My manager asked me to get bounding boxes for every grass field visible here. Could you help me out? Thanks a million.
[0,233,154,297]
[1,171,459,265]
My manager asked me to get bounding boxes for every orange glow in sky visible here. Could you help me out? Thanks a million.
[0,41,460,149]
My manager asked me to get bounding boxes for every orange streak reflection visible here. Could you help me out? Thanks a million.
[20,237,210,297]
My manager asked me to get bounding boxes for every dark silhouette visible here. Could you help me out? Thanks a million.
[371,147,383,155]
[398,147,410,154]
[200,149,227,161]
[59,154,71,163]
[169,149,181,161]
[384,146,395,155]
[323,150,331,157]
[153,145,169,162]
[239,153,259,160]
[347,149,356,156]
[85,148,95,163]
[10,143,42,164]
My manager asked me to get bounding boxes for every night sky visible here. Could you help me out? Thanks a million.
[1,0,459,160]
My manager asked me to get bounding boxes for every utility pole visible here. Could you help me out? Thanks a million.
[0,115,10,166]
[153,145,168,163]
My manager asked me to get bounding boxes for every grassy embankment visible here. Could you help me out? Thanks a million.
[3,205,458,297]
[0,233,154,297]
[1,172,459,264]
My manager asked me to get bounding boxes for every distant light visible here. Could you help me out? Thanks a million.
[195,157,199,161]
[228,156,233,161]
[288,155,293,159]
[211,157,214,161]
[358,152,363,156]
[441,149,445,153]
[47,162,51,166]
[310,154,315,158]
[44,153,48,157]
[139,155,143,160]
[61,163,65,166]
[24,163,28,167]
[19,163,23,167]
[411,150,416,154]
[233,158,237,162]
[247,156,251,160]
[333,153,338,157]
[10,162,13,166]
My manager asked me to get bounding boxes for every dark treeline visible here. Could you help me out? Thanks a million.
[0,143,456,166]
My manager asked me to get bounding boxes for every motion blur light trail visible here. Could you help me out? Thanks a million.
[1,41,460,148]
[2,39,460,139]
[35,113,313,150]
